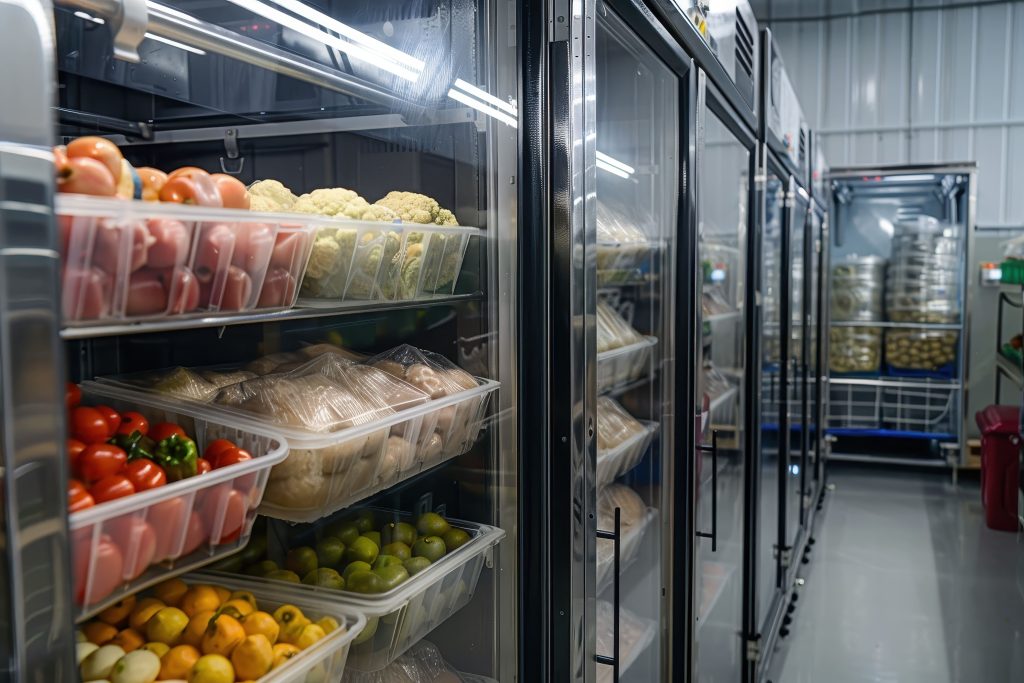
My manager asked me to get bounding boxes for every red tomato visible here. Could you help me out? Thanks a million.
[124,459,166,491]
[196,458,212,475]
[78,444,127,484]
[65,382,81,410]
[148,422,187,442]
[107,517,157,580]
[149,497,187,562]
[200,485,247,545]
[181,510,209,556]
[203,439,236,462]
[68,479,95,513]
[210,446,252,470]
[73,534,124,606]
[93,405,121,436]
[116,412,149,437]
[70,406,110,444]
[89,475,135,504]
[68,438,87,476]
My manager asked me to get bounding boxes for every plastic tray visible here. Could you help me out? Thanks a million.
[596,508,655,594]
[595,600,657,683]
[58,195,316,324]
[70,384,288,621]
[597,336,657,393]
[596,421,658,487]
[119,574,369,683]
[299,222,477,303]
[202,512,506,673]
[93,371,498,524]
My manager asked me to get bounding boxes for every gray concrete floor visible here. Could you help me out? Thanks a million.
[767,466,1024,683]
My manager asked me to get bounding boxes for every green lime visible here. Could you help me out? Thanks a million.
[372,555,403,570]
[302,567,345,590]
[442,528,471,552]
[316,537,346,568]
[285,546,318,577]
[346,570,384,594]
[326,521,360,547]
[412,536,446,563]
[380,542,411,560]
[415,512,451,537]
[238,535,268,566]
[353,616,378,645]
[265,569,302,583]
[342,561,372,581]
[345,536,379,565]
[361,531,381,549]
[245,560,278,577]
[403,557,431,576]
[381,522,417,546]
[373,564,410,591]
[354,510,376,533]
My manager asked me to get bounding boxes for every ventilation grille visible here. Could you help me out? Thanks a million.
[735,8,755,81]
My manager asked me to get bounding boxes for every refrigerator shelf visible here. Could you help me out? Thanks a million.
[597,336,657,393]
[596,421,659,488]
[830,320,962,330]
[61,293,482,340]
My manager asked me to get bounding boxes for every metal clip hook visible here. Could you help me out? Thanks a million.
[219,129,245,175]
[110,0,148,63]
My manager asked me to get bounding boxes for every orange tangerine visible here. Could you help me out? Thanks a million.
[109,627,145,653]
[128,598,166,633]
[179,585,221,618]
[160,643,200,680]
[82,621,118,645]
[182,610,216,648]
[241,611,279,644]
[270,643,300,670]
[152,577,189,607]
[97,595,136,627]
[188,653,234,683]
[200,613,245,657]
[230,634,273,680]
[218,599,254,619]
[212,585,231,605]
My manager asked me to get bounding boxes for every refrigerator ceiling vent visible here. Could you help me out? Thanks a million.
[734,8,754,82]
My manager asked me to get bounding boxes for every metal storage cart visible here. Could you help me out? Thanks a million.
[827,165,976,475]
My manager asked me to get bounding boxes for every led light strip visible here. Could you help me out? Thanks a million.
[596,159,630,179]
[447,88,518,128]
[596,151,635,175]
[453,79,517,117]
[74,11,207,54]
[223,0,419,81]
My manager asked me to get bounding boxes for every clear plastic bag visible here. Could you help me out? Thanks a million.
[596,397,645,450]
[596,199,652,284]
[597,301,644,353]
[340,640,466,682]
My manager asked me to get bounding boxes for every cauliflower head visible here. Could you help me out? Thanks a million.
[292,188,398,222]
[374,191,459,225]
[304,234,342,280]
[248,179,298,210]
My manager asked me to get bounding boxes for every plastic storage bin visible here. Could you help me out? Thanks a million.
[597,336,657,392]
[884,329,958,378]
[299,222,477,303]
[975,405,1021,531]
[205,512,506,672]
[70,383,287,621]
[597,421,658,487]
[58,195,316,323]
[152,574,365,683]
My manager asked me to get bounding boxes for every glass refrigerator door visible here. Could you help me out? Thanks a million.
[758,166,785,634]
[806,207,823,498]
[785,186,808,561]
[51,1,520,679]
[695,103,750,680]
[594,7,678,682]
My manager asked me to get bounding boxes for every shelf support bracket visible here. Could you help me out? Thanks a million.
[109,0,148,63]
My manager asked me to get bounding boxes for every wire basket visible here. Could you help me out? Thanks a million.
[881,385,956,435]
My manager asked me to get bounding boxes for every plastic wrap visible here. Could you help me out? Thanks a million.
[366,344,484,460]
[596,485,653,594]
[596,601,657,683]
[597,301,644,352]
[596,397,646,450]
[340,641,466,682]
[596,199,652,284]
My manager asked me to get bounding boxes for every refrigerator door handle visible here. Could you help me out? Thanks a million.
[595,507,622,680]
[697,429,720,551]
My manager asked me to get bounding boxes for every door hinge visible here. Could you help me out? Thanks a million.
[745,635,762,662]
[778,546,793,568]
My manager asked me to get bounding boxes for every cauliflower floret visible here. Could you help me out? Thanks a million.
[374,191,460,225]
[303,235,342,280]
[249,179,298,210]
[293,188,364,218]
[360,203,400,222]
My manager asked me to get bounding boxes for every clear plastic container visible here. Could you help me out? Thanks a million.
[597,506,655,594]
[202,512,506,673]
[58,195,317,323]
[339,641,496,682]
[71,383,288,621]
[596,199,653,286]
[597,336,657,392]
[595,600,657,683]
[158,574,365,683]
[829,326,882,373]
[300,222,477,303]
[884,329,958,373]
[597,421,658,487]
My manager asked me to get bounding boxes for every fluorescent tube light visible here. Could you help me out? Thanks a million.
[446,88,518,128]
[74,10,104,23]
[75,10,207,54]
[223,0,420,81]
[267,0,423,71]
[453,79,517,117]
[597,159,630,179]
[596,151,635,175]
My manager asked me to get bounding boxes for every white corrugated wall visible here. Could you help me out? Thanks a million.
[754,0,1024,229]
